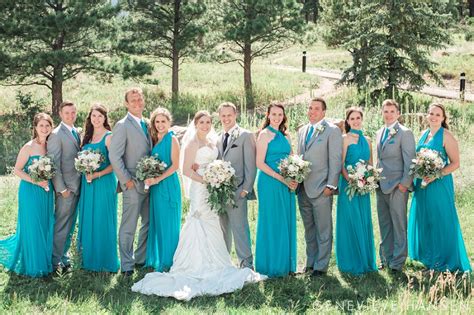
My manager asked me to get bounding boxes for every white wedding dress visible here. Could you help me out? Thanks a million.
[132,146,266,300]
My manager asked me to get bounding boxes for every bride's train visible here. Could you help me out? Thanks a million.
[132,147,266,300]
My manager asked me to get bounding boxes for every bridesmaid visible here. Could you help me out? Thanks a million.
[255,103,298,277]
[336,107,377,275]
[0,113,54,277]
[144,108,181,272]
[77,104,119,272]
[408,103,471,272]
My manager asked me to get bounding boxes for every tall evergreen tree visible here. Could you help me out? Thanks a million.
[0,0,151,116]
[216,0,305,108]
[322,0,453,96]
[123,0,207,102]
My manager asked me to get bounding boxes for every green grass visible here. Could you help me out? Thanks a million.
[1,89,473,313]
[0,61,316,116]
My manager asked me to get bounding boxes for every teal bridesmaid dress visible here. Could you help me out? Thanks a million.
[255,126,297,277]
[335,130,377,275]
[145,131,182,271]
[408,128,471,272]
[77,132,119,272]
[0,155,54,277]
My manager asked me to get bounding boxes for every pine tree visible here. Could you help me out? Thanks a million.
[123,0,207,103]
[216,0,306,108]
[322,0,453,97]
[0,0,152,116]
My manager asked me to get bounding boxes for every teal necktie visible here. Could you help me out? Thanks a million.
[140,120,149,139]
[71,129,80,144]
[380,128,389,146]
[305,125,314,145]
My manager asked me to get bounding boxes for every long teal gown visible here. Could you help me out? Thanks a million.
[408,128,471,272]
[145,131,182,271]
[335,130,377,275]
[77,132,119,272]
[0,155,54,277]
[255,126,297,277]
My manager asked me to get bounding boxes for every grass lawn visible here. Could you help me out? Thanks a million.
[1,90,473,313]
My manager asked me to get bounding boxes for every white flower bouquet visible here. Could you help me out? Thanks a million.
[345,160,383,200]
[278,155,312,190]
[136,154,168,191]
[28,155,56,192]
[75,149,105,183]
[202,160,237,215]
[409,148,445,188]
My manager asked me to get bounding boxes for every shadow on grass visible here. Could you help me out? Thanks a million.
[2,265,470,313]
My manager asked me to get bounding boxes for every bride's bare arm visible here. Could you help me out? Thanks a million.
[183,141,205,183]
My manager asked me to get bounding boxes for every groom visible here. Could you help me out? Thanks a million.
[217,102,257,269]
[110,87,152,276]
[376,99,415,272]
[297,97,342,277]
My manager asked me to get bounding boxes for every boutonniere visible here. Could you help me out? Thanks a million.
[315,124,326,135]
[76,127,83,134]
[388,127,398,138]
[230,127,240,142]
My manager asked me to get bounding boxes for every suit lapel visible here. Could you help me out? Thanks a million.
[306,120,326,151]
[223,126,239,157]
[381,122,399,151]
[61,124,79,150]
[127,114,150,145]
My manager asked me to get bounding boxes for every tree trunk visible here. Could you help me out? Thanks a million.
[171,0,181,105]
[51,73,63,117]
[313,0,319,23]
[243,41,253,109]
[470,0,474,17]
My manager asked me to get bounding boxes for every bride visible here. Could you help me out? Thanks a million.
[132,110,266,300]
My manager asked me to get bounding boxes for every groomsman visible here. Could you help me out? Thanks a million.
[109,87,152,276]
[376,99,415,272]
[297,97,342,276]
[216,102,257,269]
[48,101,81,273]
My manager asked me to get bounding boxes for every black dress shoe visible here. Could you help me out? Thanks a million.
[303,267,314,273]
[134,263,145,269]
[62,264,72,274]
[311,270,326,277]
[122,270,134,277]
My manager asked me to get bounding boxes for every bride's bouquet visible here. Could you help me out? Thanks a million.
[345,160,383,200]
[409,148,445,188]
[75,149,105,183]
[202,160,237,215]
[278,155,311,190]
[136,154,168,191]
[28,155,56,192]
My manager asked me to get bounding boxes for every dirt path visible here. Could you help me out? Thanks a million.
[274,64,474,102]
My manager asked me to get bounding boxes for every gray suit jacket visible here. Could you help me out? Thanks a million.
[109,114,152,194]
[217,126,257,200]
[297,120,343,199]
[376,122,416,194]
[47,124,81,194]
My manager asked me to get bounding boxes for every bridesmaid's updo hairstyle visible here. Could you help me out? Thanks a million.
[344,107,364,133]
[32,113,54,140]
[261,102,288,135]
[82,103,112,147]
[150,107,173,145]
[429,103,449,130]
[193,110,212,126]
